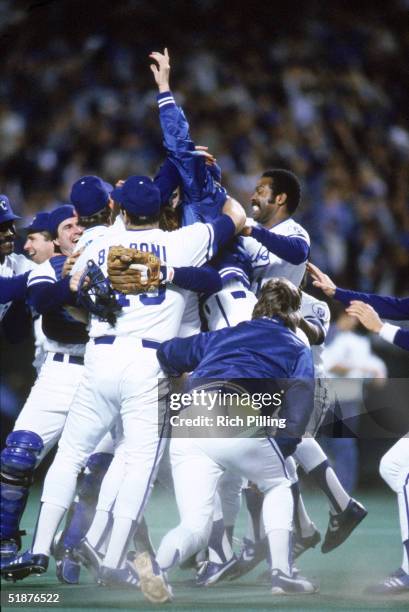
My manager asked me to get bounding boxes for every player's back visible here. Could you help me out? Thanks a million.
[80,223,215,342]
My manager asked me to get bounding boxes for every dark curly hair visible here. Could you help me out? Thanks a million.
[252,278,301,331]
[261,169,301,214]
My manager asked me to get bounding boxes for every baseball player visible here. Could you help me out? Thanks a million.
[3,176,245,588]
[1,204,85,571]
[151,49,257,576]
[22,212,55,372]
[151,48,228,339]
[150,278,318,602]
[241,169,310,291]
[59,175,169,586]
[309,262,409,594]
[0,196,35,344]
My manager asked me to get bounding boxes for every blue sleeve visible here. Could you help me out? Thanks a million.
[275,347,314,456]
[209,215,236,253]
[334,289,409,320]
[172,265,222,294]
[27,277,76,314]
[157,91,226,211]
[250,226,310,264]
[0,273,29,303]
[157,332,211,376]
[157,91,193,153]
[394,328,409,352]
[1,300,32,344]
[154,158,181,206]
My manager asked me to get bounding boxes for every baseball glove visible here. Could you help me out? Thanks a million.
[77,260,122,326]
[107,246,161,294]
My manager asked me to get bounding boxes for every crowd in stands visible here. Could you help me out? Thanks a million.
[1,0,408,294]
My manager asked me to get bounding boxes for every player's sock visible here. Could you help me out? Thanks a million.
[243,485,264,542]
[267,529,291,575]
[263,483,293,575]
[402,540,409,574]
[308,460,350,514]
[291,483,315,537]
[133,516,155,557]
[62,452,113,549]
[86,509,111,549]
[207,518,234,563]
[32,502,66,555]
[103,516,134,569]
[225,525,234,545]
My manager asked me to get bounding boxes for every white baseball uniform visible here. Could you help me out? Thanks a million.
[242,218,310,292]
[38,221,222,565]
[13,258,87,460]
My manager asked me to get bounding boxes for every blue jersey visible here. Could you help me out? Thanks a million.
[157,91,226,225]
[27,255,88,349]
[207,239,253,293]
[158,316,314,439]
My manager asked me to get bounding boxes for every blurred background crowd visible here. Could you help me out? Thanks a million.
[1,0,408,295]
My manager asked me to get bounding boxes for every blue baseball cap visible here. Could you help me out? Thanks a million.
[24,212,50,234]
[0,195,21,224]
[48,205,76,237]
[111,176,161,217]
[70,175,113,217]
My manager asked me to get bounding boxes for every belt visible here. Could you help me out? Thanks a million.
[94,336,160,350]
[52,352,84,365]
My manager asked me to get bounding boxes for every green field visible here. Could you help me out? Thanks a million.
[1,486,408,611]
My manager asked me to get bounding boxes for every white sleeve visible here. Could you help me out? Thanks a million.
[379,322,399,345]
[14,254,36,275]
[311,300,331,334]
[27,261,56,288]
[72,241,99,275]
[165,223,215,267]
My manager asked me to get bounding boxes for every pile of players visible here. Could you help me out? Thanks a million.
[0,49,408,602]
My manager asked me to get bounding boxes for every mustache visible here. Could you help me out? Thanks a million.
[0,237,15,245]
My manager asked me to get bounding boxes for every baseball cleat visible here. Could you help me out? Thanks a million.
[76,538,103,579]
[195,555,238,586]
[321,499,367,553]
[56,548,81,585]
[292,527,321,559]
[1,550,49,582]
[366,568,409,595]
[97,564,140,588]
[131,551,173,603]
[1,539,19,571]
[227,537,268,581]
[271,568,319,595]
[258,565,302,583]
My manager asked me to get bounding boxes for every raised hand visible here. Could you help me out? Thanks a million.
[345,301,383,333]
[307,262,336,297]
[149,48,170,93]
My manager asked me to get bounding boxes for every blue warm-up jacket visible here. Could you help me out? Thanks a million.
[158,316,315,453]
